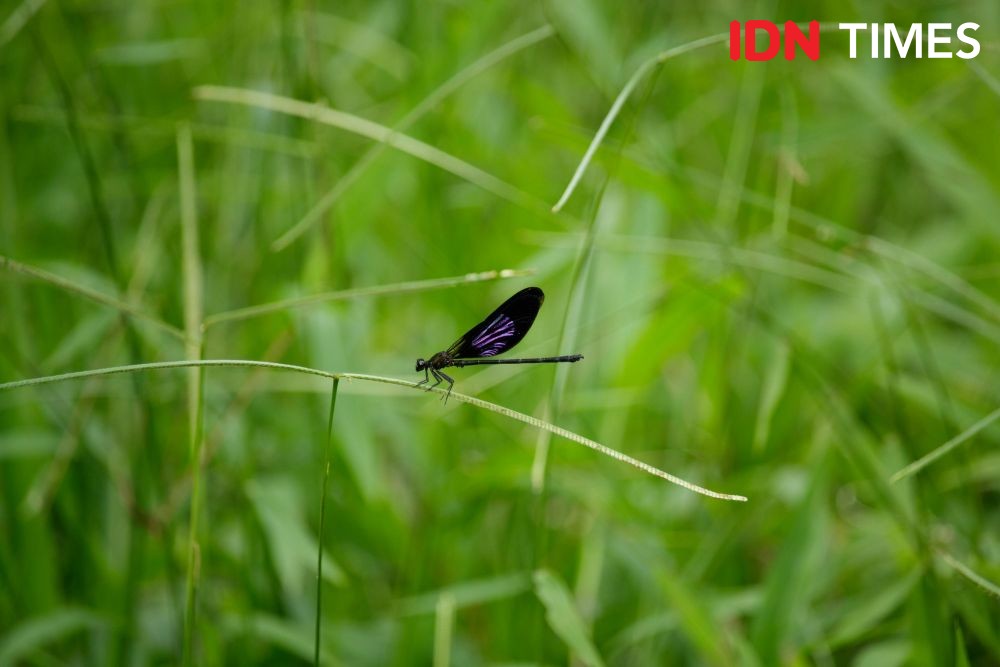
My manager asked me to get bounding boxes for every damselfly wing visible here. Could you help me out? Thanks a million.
[446,286,544,358]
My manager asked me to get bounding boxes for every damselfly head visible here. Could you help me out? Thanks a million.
[415,358,427,372]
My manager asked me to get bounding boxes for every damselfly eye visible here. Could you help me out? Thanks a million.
[415,359,425,371]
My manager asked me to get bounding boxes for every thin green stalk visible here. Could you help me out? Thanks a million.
[937,550,1000,599]
[178,123,205,667]
[533,65,658,497]
[433,593,456,667]
[891,406,1000,484]
[203,269,532,329]
[181,360,205,666]
[551,23,842,213]
[530,193,600,493]
[315,378,340,666]
[0,360,748,502]
[527,66,656,655]
[551,32,728,212]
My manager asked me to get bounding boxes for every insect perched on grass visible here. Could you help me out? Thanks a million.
[415,286,584,400]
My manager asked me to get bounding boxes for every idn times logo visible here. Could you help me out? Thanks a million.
[729,21,981,61]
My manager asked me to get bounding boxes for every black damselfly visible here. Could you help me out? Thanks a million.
[416,287,583,400]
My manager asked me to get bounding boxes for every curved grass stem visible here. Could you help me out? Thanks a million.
[203,269,533,329]
[0,360,747,502]
[270,24,555,251]
[890,406,1000,483]
[0,254,186,341]
[552,23,843,213]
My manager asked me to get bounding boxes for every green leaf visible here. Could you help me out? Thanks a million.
[546,0,622,93]
[247,476,346,605]
[0,430,59,459]
[909,574,952,667]
[0,608,105,667]
[751,445,832,662]
[655,567,731,666]
[833,64,999,231]
[753,340,789,452]
[853,639,910,667]
[827,570,921,648]
[397,572,533,616]
[954,622,970,667]
[41,311,116,371]
[225,613,339,665]
[533,569,605,667]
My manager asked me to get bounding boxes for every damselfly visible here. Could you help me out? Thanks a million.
[415,287,583,400]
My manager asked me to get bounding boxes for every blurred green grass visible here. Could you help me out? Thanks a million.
[2,0,999,665]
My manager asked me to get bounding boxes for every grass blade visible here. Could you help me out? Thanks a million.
[551,23,847,213]
[752,342,790,452]
[432,593,455,667]
[203,269,532,329]
[0,0,47,49]
[193,86,549,216]
[177,123,205,667]
[0,254,185,341]
[937,551,1000,599]
[272,24,554,251]
[396,573,533,616]
[551,33,729,212]
[315,378,339,667]
[0,360,748,502]
[534,569,605,667]
[890,406,1000,483]
[0,608,104,666]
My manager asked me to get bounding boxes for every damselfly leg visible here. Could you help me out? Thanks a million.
[425,369,443,392]
[437,370,454,403]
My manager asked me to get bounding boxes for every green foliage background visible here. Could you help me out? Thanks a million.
[1,1,998,665]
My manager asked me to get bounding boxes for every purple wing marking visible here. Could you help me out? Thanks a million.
[469,314,516,355]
